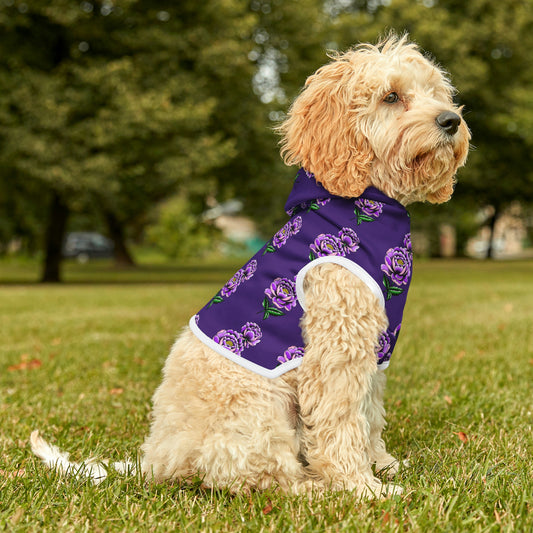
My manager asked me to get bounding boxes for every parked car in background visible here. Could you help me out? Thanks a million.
[62,232,114,263]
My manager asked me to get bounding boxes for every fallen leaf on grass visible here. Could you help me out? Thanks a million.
[444,395,453,405]
[109,388,124,395]
[7,356,42,372]
[454,350,466,360]
[454,431,468,443]
[262,499,274,515]
[382,511,400,526]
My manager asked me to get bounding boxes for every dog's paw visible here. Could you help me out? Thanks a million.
[375,456,409,478]
[381,482,403,497]
[357,480,403,499]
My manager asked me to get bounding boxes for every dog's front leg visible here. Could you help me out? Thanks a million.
[365,370,405,478]
[297,263,401,497]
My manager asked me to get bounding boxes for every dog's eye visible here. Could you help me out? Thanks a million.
[383,92,399,104]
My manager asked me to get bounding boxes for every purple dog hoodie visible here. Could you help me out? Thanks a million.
[190,168,413,378]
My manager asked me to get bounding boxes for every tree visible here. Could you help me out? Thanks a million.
[0,1,255,280]
[0,0,333,278]
[196,0,330,235]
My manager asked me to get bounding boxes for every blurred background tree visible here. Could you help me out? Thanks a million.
[0,0,257,280]
[146,194,219,260]
[0,0,532,280]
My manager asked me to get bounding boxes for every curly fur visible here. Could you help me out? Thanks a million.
[31,34,469,498]
[278,34,469,203]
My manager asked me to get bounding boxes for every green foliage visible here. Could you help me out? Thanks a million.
[0,0,257,264]
[0,0,329,252]
[146,195,221,260]
[0,1,248,218]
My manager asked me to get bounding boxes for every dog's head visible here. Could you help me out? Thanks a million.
[278,34,470,205]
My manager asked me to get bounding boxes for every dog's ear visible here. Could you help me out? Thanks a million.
[278,59,373,198]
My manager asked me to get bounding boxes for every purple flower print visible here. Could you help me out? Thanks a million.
[213,329,245,355]
[306,198,331,213]
[381,246,412,300]
[376,332,392,364]
[309,233,345,258]
[242,260,257,281]
[221,269,245,297]
[287,198,329,217]
[240,322,262,348]
[265,277,297,311]
[277,345,305,364]
[265,216,302,253]
[355,198,383,218]
[338,227,360,254]
[381,247,412,286]
[403,233,412,251]
[289,216,303,236]
[354,198,383,224]
[309,228,359,259]
[210,261,257,304]
[213,321,262,354]
[272,223,291,248]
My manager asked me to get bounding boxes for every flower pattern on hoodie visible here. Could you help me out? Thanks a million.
[192,168,412,378]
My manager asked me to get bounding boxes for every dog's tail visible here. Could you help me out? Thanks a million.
[30,430,136,484]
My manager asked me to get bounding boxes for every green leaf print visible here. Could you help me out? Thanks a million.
[383,275,404,301]
[354,208,376,225]
[261,297,285,319]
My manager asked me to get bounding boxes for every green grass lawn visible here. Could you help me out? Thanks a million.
[1,259,532,532]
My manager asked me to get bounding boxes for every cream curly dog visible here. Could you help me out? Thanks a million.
[32,35,469,498]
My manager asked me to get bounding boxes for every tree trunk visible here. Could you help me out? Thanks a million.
[104,210,136,267]
[486,205,500,259]
[41,191,69,283]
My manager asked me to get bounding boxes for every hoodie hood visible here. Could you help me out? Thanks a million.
[284,169,331,215]
[284,168,406,215]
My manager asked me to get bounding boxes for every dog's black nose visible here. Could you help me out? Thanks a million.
[436,111,461,136]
